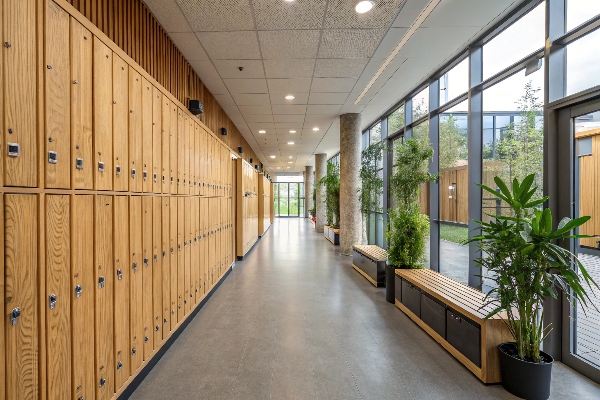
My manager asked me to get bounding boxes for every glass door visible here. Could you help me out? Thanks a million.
[273,182,305,217]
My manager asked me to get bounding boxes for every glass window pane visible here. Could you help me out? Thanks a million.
[412,120,429,142]
[388,105,405,134]
[483,2,545,80]
[370,122,382,144]
[439,58,469,106]
[567,28,600,96]
[567,0,600,32]
[280,183,289,216]
[412,87,429,121]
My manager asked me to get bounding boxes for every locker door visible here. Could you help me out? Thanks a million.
[207,198,214,289]
[113,196,130,390]
[192,124,199,195]
[184,117,190,194]
[4,194,38,399]
[141,196,153,357]
[161,98,170,192]
[152,197,162,346]
[45,1,70,189]
[70,19,93,190]
[94,195,114,399]
[184,197,191,314]
[46,195,71,399]
[198,128,206,196]
[152,87,162,193]
[2,0,38,187]
[141,78,153,193]
[93,38,113,190]
[198,198,205,296]
[71,195,94,400]
[161,198,170,336]
[129,196,143,372]
[177,110,184,194]
[169,106,177,195]
[191,198,198,305]
[169,197,177,331]
[176,197,184,322]
[112,55,129,192]
[128,67,142,193]
[202,198,209,293]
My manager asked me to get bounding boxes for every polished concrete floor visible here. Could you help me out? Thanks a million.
[131,218,600,400]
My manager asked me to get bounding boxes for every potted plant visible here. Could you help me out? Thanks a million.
[466,174,597,399]
[358,142,385,244]
[318,161,340,244]
[386,138,436,302]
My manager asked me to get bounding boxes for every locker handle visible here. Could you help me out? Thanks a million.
[116,165,121,175]
[143,171,147,181]
[163,250,166,258]
[117,361,123,370]
[99,378,106,388]
[154,254,158,262]
[98,162,105,172]
[48,294,57,309]
[153,173,157,183]
[75,285,83,298]
[132,262,138,272]
[98,276,105,289]
[10,308,21,325]
[131,168,136,179]
[450,313,462,322]
[116,269,123,280]
[144,258,149,267]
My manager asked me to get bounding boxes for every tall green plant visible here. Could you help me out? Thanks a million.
[390,138,436,208]
[358,142,385,215]
[318,161,340,228]
[466,175,598,363]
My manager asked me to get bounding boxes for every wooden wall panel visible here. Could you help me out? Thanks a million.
[93,38,113,190]
[113,195,130,390]
[112,55,129,192]
[129,196,143,372]
[128,67,142,193]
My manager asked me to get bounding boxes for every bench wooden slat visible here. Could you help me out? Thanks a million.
[352,244,387,261]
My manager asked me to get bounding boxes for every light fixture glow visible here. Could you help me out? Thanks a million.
[355,1,373,14]
[312,127,319,131]
[287,167,291,169]
[287,141,294,145]
[288,162,293,164]
[270,155,276,158]
[285,95,295,100]
[289,156,292,159]
[289,130,296,133]
[258,130,266,133]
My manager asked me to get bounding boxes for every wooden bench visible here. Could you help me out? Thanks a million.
[352,245,387,287]
[324,226,340,245]
[394,269,513,384]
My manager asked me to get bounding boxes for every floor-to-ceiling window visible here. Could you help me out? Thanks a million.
[274,182,305,217]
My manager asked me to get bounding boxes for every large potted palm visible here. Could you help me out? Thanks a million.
[386,138,436,302]
[467,175,597,400]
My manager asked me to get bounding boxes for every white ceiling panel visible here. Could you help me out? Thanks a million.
[273,114,305,123]
[169,33,209,60]
[313,58,369,78]
[307,93,349,105]
[263,59,316,79]
[267,79,312,93]
[360,56,408,80]
[258,30,321,59]
[304,113,339,122]
[324,0,407,29]
[396,27,482,58]
[319,29,387,58]
[252,0,327,30]
[213,60,265,78]
[372,28,408,58]
[189,60,220,80]
[275,122,303,130]
[231,93,271,105]
[144,0,192,33]
[196,31,261,60]
[422,0,517,28]
[269,92,310,105]
[238,105,273,114]
[271,105,308,115]
[311,78,357,93]
[244,114,274,123]
[248,122,276,131]
[176,0,254,31]
[392,0,430,28]
[213,93,236,106]
[339,104,367,114]
[223,79,268,94]
[201,78,228,95]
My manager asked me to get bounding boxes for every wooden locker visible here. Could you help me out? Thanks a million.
[46,195,71,399]
[45,1,71,189]
[176,197,184,322]
[112,55,129,192]
[184,197,191,314]
[94,195,114,399]
[152,87,162,193]
[198,127,206,196]
[176,110,184,194]
[4,194,38,399]
[129,196,143,372]
[128,67,142,193]
[93,38,113,190]
[202,197,209,293]
[70,19,93,190]
[169,197,177,331]
[141,78,153,193]
[161,197,170,336]
[152,197,162,346]
[198,197,205,296]
[71,195,94,400]
[207,198,214,289]
[113,196,130,390]
[161,98,170,192]
[184,116,190,194]
[169,106,177,195]
[3,0,38,187]
[192,124,199,195]
[141,196,153,357]
[191,198,198,305]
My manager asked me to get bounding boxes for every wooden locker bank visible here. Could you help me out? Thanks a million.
[0,1,239,399]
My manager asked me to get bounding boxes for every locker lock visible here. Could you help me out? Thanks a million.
[116,165,121,176]
[132,262,138,272]
[170,247,174,254]
[49,294,57,309]
[117,361,123,370]
[171,310,175,315]
[144,336,149,343]
[163,250,166,258]
[98,276,105,289]
[48,151,58,164]
[177,178,180,185]
[153,173,157,183]
[76,158,84,170]
[155,325,159,332]
[184,241,188,247]
[164,318,168,323]
[131,168,136,179]
[170,177,173,185]
[75,285,83,298]
[98,162,105,173]
[11,308,21,325]
[162,175,165,184]
[131,347,137,355]
[99,378,106,388]
[7,143,20,157]
[153,254,157,262]
[144,258,149,267]
[116,269,123,280]
[143,171,147,181]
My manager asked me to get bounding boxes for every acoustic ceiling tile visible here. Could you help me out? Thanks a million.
[244,114,274,123]
[267,78,312,93]
[304,111,340,120]
[252,0,327,30]
[202,78,229,95]
[145,0,192,33]
[273,114,305,123]
[169,32,209,60]
[213,60,265,78]
[196,31,261,60]
[176,0,254,31]
[324,0,407,29]
[238,105,273,114]
[213,93,236,106]
[263,59,316,79]
[189,60,221,80]
[269,92,310,105]
[275,122,303,130]
[232,93,271,105]
[339,104,367,114]
[372,28,408,58]
[223,79,268,94]
[319,29,386,58]
[307,93,349,105]
[314,58,369,78]
[311,78,357,93]
[258,30,321,59]
[271,105,308,115]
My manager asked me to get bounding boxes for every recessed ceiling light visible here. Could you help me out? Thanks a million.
[355,1,374,14]
[258,130,266,133]
[312,127,319,131]
[288,161,293,164]
[288,141,294,145]
[285,95,295,100]
[287,167,291,169]
[289,156,292,159]
[270,155,276,158]
[289,130,296,133]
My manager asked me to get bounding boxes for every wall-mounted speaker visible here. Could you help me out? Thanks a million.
[255,165,258,170]
[220,127,227,135]
[249,158,253,163]
[238,146,243,153]
[188,100,203,115]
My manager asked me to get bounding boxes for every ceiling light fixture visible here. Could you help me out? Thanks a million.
[312,127,319,131]
[270,155,276,158]
[285,95,295,100]
[355,1,374,14]
[289,156,292,159]
[288,162,293,164]
[287,141,294,145]
[289,130,296,133]
[258,130,266,133]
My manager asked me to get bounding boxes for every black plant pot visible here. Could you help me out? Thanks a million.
[499,342,553,400]
[385,264,396,303]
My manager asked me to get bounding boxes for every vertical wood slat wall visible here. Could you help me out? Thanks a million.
[64,0,259,166]
[1,0,237,399]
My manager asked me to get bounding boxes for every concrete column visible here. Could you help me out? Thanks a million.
[305,166,314,219]
[339,113,362,255]
[315,153,327,233]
